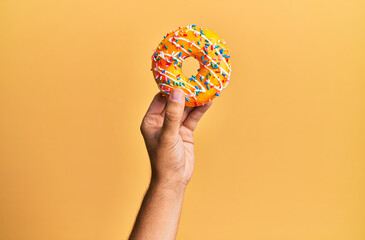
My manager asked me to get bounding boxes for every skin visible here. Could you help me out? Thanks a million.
[129,88,213,240]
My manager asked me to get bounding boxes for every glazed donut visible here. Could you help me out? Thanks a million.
[151,25,231,107]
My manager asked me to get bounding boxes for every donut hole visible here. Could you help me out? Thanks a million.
[181,57,200,79]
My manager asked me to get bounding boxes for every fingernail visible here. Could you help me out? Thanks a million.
[170,89,185,103]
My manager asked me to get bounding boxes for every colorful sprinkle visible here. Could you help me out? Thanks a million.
[152,25,231,105]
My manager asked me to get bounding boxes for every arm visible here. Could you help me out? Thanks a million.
[129,89,213,240]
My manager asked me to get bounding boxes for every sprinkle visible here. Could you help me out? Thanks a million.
[164,45,168,49]
[215,45,220,49]
[178,52,182,58]
[215,93,220,96]
[185,97,190,102]
[203,60,208,64]
[201,56,204,60]
[200,76,204,81]
[220,49,224,54]
[188,49,192,52]
[192,24,196,27]
[197,41,200,45]
[181,45,184,48]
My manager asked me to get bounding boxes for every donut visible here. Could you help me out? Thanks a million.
[151,25,231,107]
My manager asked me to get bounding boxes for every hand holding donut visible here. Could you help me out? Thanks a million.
[130,25,229,240]
[140,89,213,188]
[130,89,212,240]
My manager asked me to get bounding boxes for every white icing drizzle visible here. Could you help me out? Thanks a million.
[173,36,230,77]
[152,25,231,103]
[168,37,225,91]
[186,25,231,73]
[154,68,198,96]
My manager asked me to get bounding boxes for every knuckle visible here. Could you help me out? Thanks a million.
[139,123,145,134]
[164,111,179,123]
[140,115,155,134]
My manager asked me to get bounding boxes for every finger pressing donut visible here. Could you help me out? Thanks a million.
[161,89,185,136]
[183,101,213,131]
[181,107,194,123]
[145,92,167,116]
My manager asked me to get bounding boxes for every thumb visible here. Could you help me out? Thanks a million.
[162,88,185,137]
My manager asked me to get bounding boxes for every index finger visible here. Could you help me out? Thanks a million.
[145,92,167,116]
[182,101,213,131]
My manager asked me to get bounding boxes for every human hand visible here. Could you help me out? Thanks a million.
[140,89,213,188]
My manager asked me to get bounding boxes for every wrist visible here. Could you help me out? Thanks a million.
[149,177,187,195]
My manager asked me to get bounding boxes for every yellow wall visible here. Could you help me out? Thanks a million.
[1,0,364,239]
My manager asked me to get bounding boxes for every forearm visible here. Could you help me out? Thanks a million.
[129,179,186,240]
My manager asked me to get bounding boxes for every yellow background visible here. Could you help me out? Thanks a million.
[1,0,364,239]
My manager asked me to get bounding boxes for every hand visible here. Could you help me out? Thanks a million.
[140,89,213,188]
